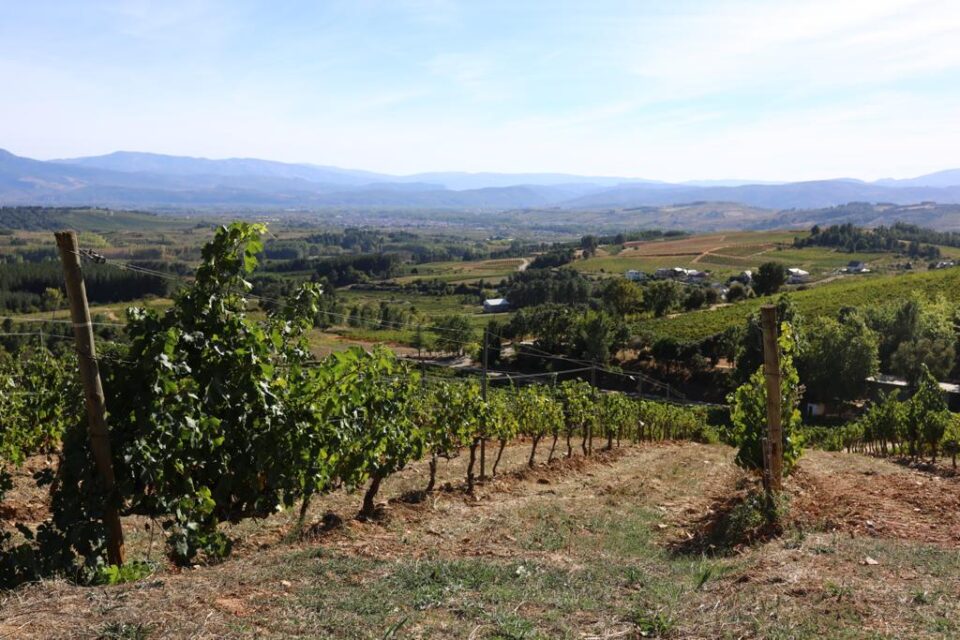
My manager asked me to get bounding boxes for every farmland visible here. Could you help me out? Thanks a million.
[6,442,960,639]
[637,266,960,343]
[3,214,960,640]
[574,230,913,281]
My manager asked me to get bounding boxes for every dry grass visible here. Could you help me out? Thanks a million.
[4,443,960,639]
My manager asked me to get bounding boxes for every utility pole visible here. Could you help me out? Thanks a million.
[760,305,784,494]
[479,326,489,480]
[55,231,125,567]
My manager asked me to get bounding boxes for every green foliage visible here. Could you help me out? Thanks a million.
[514,385,562,441]
[941,416,960,468]
[432,314,475,355]
[501,268,591,309]
[597,392,638,449]
[797,222,948,257]
[637,401,711,442]
[90,560,156,586]
[92,222,333,563]
[513,385,563,466]
[557,380,597,443]
[753,262,788,296]
[326,347,422,517]
[735,295,802,383]
[858,391,907,451]
[0,348,77,475]
[636,266,960,344]
[892,337,956,384]
[727,323,803,475]
[800,313,879,403]
[0,344,78,574]
[421,381,483,461]
[488,388,520,442]
[506,305,627,366]
[571,310,629,364]
[643,279,684,317]
[908,365,950,460]
[600,278,644,316]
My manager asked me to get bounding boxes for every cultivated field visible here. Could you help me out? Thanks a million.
[573,230,919,280]
[637,266,960,343]
[4,442,960,639]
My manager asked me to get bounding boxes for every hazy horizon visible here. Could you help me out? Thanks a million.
[2,146,955,185]
[3,1,959,182]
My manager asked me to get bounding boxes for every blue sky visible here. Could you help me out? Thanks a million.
[2,0,959,181]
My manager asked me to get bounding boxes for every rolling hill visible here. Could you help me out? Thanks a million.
[3,149,960,227]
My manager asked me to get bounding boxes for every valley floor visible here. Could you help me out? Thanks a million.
[3,442,960,639]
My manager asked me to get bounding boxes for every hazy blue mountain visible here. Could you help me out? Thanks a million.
[874,169,960,188]
[679,179,786,187]
[55,151,391,186]
[396,171,663,190]
[4,148,960,217]
[562,179,960,210]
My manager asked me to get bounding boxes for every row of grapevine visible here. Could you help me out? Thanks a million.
[0,223,715,588]
[0,348,78,501]
[804,366,960,465]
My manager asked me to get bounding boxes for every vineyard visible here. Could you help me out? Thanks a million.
[0,223,716,588]
[4,224,960,639]
[636,266,960,343]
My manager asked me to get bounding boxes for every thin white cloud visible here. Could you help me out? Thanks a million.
[2,0,960,181]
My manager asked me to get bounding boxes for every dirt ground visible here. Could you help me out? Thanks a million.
[3,443,960,639]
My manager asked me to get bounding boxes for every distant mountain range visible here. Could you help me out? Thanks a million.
[4,149,960,216]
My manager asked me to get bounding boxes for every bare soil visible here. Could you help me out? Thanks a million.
[3,443,960,639]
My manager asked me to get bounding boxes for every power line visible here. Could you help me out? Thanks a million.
[77,247,685,398]
[0,316,126,328]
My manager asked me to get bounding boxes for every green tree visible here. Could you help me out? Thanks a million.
[735,295,803,383]
[753,262,788,296]
[800,314,879,403]
[726,281,750,303]
[580,235,599,257]
[644,280,684,317]
[601,278,644,316]
[432,314,476,356]
[892,337,956,385]
[572,309,629,365]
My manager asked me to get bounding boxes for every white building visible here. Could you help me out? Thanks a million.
[625,269,646,282]
[787,267,810,284]
[482,298,510,313]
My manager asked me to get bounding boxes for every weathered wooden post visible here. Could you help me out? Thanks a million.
[56,231,125,566]
[479,326,488,481]
[760,305,783,493]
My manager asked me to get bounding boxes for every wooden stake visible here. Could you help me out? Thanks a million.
[479,326,488,480]
[55,231,125,566]
[760,305,783,493]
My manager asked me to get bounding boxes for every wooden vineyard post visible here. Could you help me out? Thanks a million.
[760,305,783,494]
[56,231,125,566]
[479,326,488,481]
